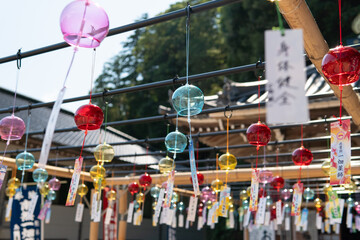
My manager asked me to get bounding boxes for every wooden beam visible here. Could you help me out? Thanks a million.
[155,184,194,196]
[118,189,127,240]
[106,161,360,185]
[1,156,92,182]
[278,0,360,126]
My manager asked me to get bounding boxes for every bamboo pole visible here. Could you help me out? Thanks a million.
[106,161,360,185]
[89,190,99,240]
[0,156,92,182]
[155,184,194,196]
[118,189,127,240]
[278,0,360,126]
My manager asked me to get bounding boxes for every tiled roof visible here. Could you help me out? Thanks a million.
[0,88,159,166]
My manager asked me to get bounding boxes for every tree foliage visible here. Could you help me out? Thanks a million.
[94,0,359,142]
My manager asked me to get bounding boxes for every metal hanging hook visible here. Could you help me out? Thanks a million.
[224,105,233,119]
[16,49,22,69]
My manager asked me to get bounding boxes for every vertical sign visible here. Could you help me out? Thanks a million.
[127,202,135,223]
[276,200,282,225]
[291,182,303,216]
[103,188,118,240]
[187,196,198,222]
[11,185,41,240]
[154,188,165,223]
[330,119,351,185]
[265,29,309,125]
[66,157,83,206]
[249,169,259,212]
[327,190,341,220]
[188,139,200,196]
[38,87,67,168]
[219,186,231,217]
[164,170,175,208]
[256,197,266,225]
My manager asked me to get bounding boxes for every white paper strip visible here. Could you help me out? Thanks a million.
[179,214,184,228]
[91,193,98,220]
[187,196,198,222]
[172,211,177,228]
[333,199,345,224]
[265,29,309,125]
[38,87,67,168]
[105,208,113,225]
[94,200,102,223]
[346,206,353,228]
[185,219,189,229]
[75,203,84,222]
[5,197,13,220]
[244,210,251,227]
[264,211,270,226]
[127,202,134,223]
[154,188,165,223]
[276,200,282,225]
[229,212,235,229]
[285,217,290,231]
[316,212,322,230]
[197,216,203,230]
[256,197,266,225]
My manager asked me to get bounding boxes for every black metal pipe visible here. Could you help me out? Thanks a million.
[0,0,241,65]
[44,132,360,162]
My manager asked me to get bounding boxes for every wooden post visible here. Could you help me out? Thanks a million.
[89,190,99,240]
[278,0,360,126]
[118,189,128,240]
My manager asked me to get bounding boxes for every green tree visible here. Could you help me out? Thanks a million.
[94,0,225,142]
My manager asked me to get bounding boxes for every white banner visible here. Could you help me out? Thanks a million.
[265,29,309,125]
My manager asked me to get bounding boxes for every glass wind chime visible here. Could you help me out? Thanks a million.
[33,0,109,199]
[0,50,26,190]
[159,125,175,174]
[219,110,237,176]
[171,5,204,194]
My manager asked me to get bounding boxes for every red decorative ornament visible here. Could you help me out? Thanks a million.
[322,45,360,86]
[190,172,204,185]
[128,182,139,195]
[258,187,267,198]
[270,176,285,192]
[197,202,204,216]
[246,122,271,148]
[139,173,152,188]
[74,104,104,131]
[292,146,313,166]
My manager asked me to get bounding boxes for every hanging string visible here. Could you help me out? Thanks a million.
[325,119,330,184]
[298,124,303,183]
[196,140,199,170]
[185,4,193,140]
[338,0,342,46]
[166,124,170,158]
[145,146,149,173]
[276,147,279,174]
[216,153,219,180]
[20,109,32,187]
[257,76,261,123]
[89,48,97,103]
[103,100,109,143]
[274,0,285,36]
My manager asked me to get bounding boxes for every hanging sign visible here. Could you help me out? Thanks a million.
[66,157,83,206]
[91,192,98,220]
[11,185,41,240]
[127,201,135,223]
[187,196,198,222]
[94,200,102,223]
[256,197,266,225]
[102,188,117,240]
[316,212,322,229]
[154,188,165,223]
[178,214,184,228]
[265,29,309,125]
[75,203,84,222]
[244,210,251,227]
[327,190,341,220]
[0,165,8,191]
[5,197,13,221]
[291,182,303,216]
[38,87,67,168]
[164,170,175,208]
[300,208,308,229]
[38,200,51,220]
[347,205,353,228]
[249,169,259,212]
[264,211,270,226]
[330,119,351,185]
[197,216,203,230]
[188,139,200,196]
[285,217,290,231]
[219,186,231,217]
[276,200,282,225]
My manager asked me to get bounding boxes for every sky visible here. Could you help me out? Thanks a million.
[0,0,179,112]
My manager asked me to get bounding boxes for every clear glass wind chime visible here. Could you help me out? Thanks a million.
[171,5,204,193]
